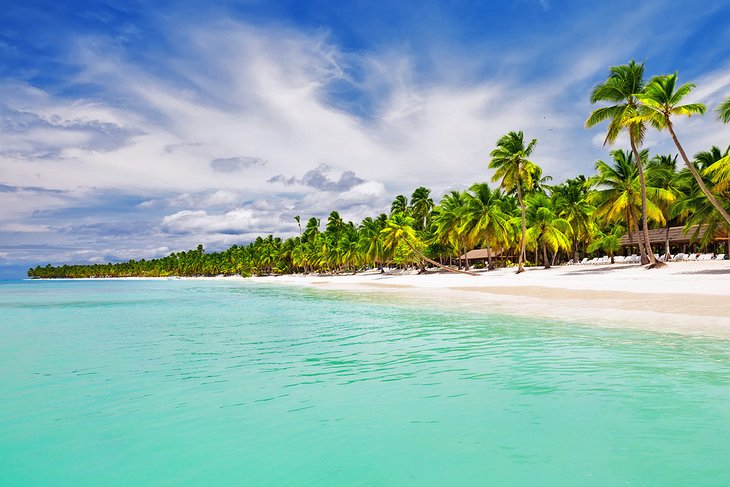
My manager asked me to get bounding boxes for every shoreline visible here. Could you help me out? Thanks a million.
[28,260,730,337]
[249,261,730,337]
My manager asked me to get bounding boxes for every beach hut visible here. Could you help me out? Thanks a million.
[458,248,504,268]
[619,224,729,256]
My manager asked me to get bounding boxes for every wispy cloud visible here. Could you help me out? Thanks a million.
[1,2,729,270]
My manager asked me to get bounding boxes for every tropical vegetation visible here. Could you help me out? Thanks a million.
[29,61,730,279]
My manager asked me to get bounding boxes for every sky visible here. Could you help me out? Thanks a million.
[2,0,730,278]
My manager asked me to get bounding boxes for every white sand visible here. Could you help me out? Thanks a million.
[249,261,730,337]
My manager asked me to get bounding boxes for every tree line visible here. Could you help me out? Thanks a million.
[29,61,730,279]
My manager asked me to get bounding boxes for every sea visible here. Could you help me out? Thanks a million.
[1,279,729,486]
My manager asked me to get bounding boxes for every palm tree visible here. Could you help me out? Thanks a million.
[673,147,730,255]
[647,154,681,260]
[717,96,730,123]
[358,215,388,268]
[525,194,572,268]
[704,146,730,193]
[432,191,470,269]
[294,215,302,236]
[461,183,512,269]
[590,150,674,258]
[381,213,476,275]
[551,176,594,263]
[390,195,408,215]
[410,187,434,230]
[586,60,656,265]
[489,131,540,273]
[588,225,624,264]
[635,73,730,226]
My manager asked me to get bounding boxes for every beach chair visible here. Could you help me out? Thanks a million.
[686,253,698,261]
[614,255,625,263]
[674,253,685,261]
[699,253,713,261]
[580,258,589,265]
[715,254,725,260]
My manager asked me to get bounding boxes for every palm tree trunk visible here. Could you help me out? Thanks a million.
[542,240,550,269]
[628,207,647,263]
[487,245,493,270]
[516,182,526,274]
[630,138,657,265]
[628,205,647,263]
[667,121,730,226]
[664,222,671,260]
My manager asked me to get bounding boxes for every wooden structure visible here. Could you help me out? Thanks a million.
[619,224,729,253]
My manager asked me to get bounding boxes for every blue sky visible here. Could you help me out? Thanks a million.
[2,0,730,278]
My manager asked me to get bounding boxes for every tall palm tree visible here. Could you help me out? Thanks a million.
[717,96,730,123]
[586,60,656,265]
[294,215,302,236]
[461,183,512,269]
[635,73,730,226]
[410,187,434,230]
[489,131,540,273]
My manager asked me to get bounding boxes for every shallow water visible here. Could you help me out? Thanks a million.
[1,279,729,486]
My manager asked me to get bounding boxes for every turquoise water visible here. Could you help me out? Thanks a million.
[1,280,729,486]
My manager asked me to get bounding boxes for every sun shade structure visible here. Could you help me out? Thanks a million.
[459,249,503,260]
[618,224,727,246]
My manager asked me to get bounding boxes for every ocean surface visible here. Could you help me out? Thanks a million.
[2,279,729,486]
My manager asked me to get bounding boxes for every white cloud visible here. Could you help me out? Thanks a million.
[3,9,730,266]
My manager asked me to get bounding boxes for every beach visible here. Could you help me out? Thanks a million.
[250,260,730,336]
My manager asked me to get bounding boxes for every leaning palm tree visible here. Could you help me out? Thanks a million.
[489,131,540,273]
[635,73,730,226]
[381,213,476,275]
[672,147,730,255]
[717,96,730,124]
[586,61,656,265]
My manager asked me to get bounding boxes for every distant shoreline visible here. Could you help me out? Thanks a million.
[30,260,730,337]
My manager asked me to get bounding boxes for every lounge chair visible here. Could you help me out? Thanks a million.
[715,253,725,260]
[580,258,589,265]
[674,253,685,261]
[613,255,625,263]
[686,253,698,261]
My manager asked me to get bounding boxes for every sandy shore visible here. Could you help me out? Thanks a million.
[249,261,730,337]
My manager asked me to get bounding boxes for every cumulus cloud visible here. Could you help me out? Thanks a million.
[268,164,365,191]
